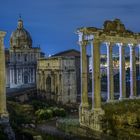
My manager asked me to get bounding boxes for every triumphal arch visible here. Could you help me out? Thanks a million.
[77,19,140,131]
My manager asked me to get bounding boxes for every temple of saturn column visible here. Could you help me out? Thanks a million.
[77,19,140,131]
[0,31,9,123]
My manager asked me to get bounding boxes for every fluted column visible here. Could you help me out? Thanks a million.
[129,44,136,98]
[106,42,114,101]
[80,40,89,108]
[118,43,126,99]
[0,31,8,117]
[92,39,101,109]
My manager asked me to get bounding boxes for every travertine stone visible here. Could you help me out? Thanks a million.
[91,39,101,109]
[80,41,89,108]
[106,42,114,101]
[118,43,126,99]
[129,44,136,98]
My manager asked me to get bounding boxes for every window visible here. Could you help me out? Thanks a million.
[24,54,27,62]
[18,54,20,60]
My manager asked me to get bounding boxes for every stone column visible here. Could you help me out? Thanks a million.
[91,39,101,109]
[10,69,12,84]
[129,44,136,98]
[16,68,18,85]
[0,31,8,119]
[106,42,114,101]
[139,45,140,79]
[118,43,126,99]
[33,68,35,83]
[80,41,89,108]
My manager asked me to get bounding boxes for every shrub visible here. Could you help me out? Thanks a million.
[59,108,66,117]
[35,109,53,120]
[51,107,66,117]
[31,100,49,110]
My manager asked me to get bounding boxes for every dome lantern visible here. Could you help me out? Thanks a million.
[17,19,23,29]
[10,18,32,49]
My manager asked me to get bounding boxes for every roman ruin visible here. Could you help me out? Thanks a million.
[77,19,140,131]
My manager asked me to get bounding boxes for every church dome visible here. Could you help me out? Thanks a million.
[10,19,32,48]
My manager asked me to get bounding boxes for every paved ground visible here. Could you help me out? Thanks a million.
[37,119,94,140]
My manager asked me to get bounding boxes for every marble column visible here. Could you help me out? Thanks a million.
[10,69,12,85]
[106,42,114,101]
[118,43,126,99]
[0,31,8,118]
[80,40,89,108]
[92,39,101,109]
[129,44,136,98]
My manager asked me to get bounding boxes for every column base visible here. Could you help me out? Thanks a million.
[92,108,105,115]
[0,112,9,124]
[90,108,105,132]
[119,97,127,100]
[129,95,136,99]
[107,99,114,103]
[80,103,89,109]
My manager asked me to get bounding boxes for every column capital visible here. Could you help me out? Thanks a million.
[79,40,88,47]
[116,42,123,46]
[93,38,101,44]
[128,43,134,48]
[104,42,114,47]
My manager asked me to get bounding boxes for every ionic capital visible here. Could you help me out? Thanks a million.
[104,42,114,47]
[116,42,123,46]
[79,40,88,47]
[128,43,134,48]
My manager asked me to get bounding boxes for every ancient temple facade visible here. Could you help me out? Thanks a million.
[37,56,77,104]
[77,19,140,132]
[6,18,41,88]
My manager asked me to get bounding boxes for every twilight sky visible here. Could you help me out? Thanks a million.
[0,0,140,55]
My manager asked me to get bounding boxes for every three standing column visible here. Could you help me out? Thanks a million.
[118,43,126,99]
[80,41,89,108]
[106,42,114,101]
[92,39,101,109]
[129,44,136,98]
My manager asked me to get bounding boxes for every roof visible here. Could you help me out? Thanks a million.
[52,49,80,57]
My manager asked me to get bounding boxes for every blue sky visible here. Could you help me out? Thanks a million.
[0,0,140,55]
